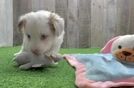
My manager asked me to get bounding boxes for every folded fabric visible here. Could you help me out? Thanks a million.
[65,54,134,88]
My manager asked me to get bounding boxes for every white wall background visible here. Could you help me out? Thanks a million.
[0,0,13,47]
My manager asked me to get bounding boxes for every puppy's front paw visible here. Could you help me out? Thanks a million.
[53,62,58,65]
[14,52,21,56]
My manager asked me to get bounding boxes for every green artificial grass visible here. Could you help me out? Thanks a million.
[0,46,100,88]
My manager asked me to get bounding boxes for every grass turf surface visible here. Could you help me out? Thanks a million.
[0,46,100,88]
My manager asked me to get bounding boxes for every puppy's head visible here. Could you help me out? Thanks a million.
[18,11,64,55]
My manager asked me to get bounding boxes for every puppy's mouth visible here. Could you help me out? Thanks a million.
[31,49,41,56]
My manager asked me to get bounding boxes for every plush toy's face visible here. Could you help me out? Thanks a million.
[111,35,134,62]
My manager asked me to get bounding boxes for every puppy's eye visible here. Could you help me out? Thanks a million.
[118,45,122,49]
[41,34,47,40]
[27,34,31,39]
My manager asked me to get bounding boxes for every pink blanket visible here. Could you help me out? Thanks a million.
[65,55,134,88]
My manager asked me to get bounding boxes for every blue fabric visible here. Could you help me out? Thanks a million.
[72,54,134,81]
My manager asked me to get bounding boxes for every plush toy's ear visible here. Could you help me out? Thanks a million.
[100,36,120,53]
[49,12,64,36]
[32,64,42,68]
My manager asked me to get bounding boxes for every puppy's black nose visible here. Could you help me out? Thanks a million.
[122,51,132,56]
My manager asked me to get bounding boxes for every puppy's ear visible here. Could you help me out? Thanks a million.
[18,16,26,31]
[49,12,64,36]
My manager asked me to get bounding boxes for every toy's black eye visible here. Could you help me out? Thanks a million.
[41,34,47,40]
[27,34,31,39]
[118,45,122,49]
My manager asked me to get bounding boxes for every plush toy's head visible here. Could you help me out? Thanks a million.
[101,35,134,62]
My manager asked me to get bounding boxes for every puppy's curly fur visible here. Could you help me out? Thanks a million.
[15,10,64,56]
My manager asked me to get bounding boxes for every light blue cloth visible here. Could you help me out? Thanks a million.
[72,54,134,81]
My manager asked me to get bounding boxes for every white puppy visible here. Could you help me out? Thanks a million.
[15,10,64,57]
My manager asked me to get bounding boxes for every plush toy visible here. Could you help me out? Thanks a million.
[13,52,63,70]
[101,35,134,63]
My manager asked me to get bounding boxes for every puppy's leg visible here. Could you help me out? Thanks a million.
[19,63,32,70]
[14,46,26,56]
